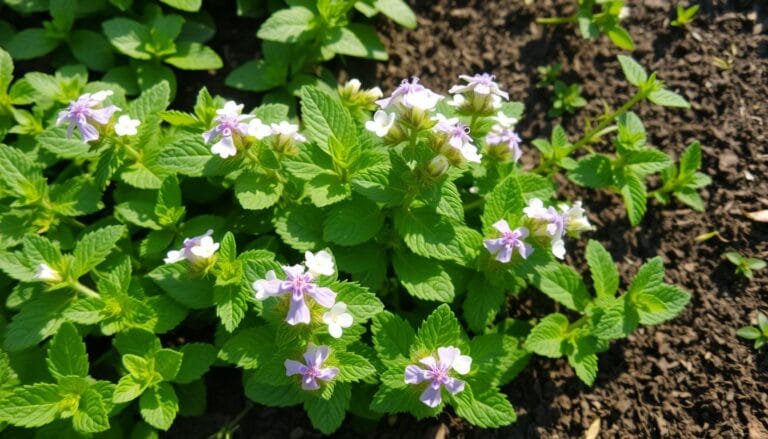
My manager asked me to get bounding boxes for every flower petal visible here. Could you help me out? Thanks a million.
[286,296,311,325]
[284,360,306,376]
[404,365,428,384]
[419,384,442,408]
[452,355,472,375]
[309,286,336,309]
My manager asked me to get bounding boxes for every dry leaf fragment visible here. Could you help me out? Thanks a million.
[745,210,768,222]
[585,418,601,439]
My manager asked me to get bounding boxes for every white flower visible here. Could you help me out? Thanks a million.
[305,250,335,277]
[247,118,272,139]
[346,78,362,92]
[365,110,396,137]
[494,111,518,128]
[253,270,278,300]
[217,100,245,117]
[90,90,114,103]
[35,263,61,283]
[164,230,220,264]
[114,115,140,137]
[447,94,465,107]
[432,114,481,163]
[369,86,383,99]
[271,121,306,143]
[322,302,353,338]
[619,6,630,20]
[211,137,238,159]
[560,201,593,234]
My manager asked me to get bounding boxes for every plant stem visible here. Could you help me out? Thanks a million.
[72,281,101,299]
[570,90,646,152]
[463,198,485,212]
[536,15,578,25]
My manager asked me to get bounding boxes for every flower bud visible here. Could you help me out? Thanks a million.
[35,263,62,283]
[427,155,450,177]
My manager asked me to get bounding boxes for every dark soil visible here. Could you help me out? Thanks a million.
[169,0,768,437]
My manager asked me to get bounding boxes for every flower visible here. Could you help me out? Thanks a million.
[252,264,336,325]
[164,230,220,264]
[485,126,523,162]
[560,201,593,234]
[247,118,272,139]
[494,111,518,128]
[404,346,471,408]
[202,101,253,159]
[365,110,396,137]
[35,263,62,283]
[524,198,567,259]
[304,250,334,277]
[346,78,362,92]
[114,115,140,137]
[427,155,450,177]
[56,90,120,143]
[432,114,481,163]
[285,345,339,391]
[270,121,306,144]
[376,77,443,112]
[483,220,533,263]
[449,73,509,100]
[447,94,465,107]
[322,302,353,338]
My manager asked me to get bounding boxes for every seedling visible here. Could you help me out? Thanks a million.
[724,252,767,280]
[671,4,700,27]
[537,0,635,51]
[736,312,768,349]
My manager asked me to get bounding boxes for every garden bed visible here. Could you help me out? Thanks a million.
[176,1,768,437]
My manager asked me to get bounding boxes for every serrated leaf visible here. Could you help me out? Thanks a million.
[139,382,178,431]
[617,55,647,86]
[214,283,249,332]
[617,170,647,226]
[481,174,524,232]
[218,326,275,369]
[155,349,183,381]
[257,6,317,43]
[72,225,125,277]
[634,285,690,325]
[413,304,462,353]
[624,148,673,176]
[46,322,89,380]
[533,264,591,311]
[568,154,614,188]
[300,87,357,153]
[374,0,417,28]
[174,343,216,384]
[463,275,506,333]
[235,171,283,210]
[395,208,480,266]
[273,204,326,252]
[4,294,70,351]
[525,313,569,358]
[585,240,619,298]
[303,382,350,434]
[323,24,387,60]
[0,383,62,427]
[392,251,454,302]
[165,42,222,70]
[322,197,384,246]
[592,294,639,340]
[102,18,152,60]
[335,352,376,382]
[648,89,690,108]
[72,387,110,433]
[452,386,516,428]
[372,312,415,366]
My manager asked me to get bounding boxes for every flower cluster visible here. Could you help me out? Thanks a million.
[202,100,305,159]
[404,346,472,407]
[448,73,508,114]
[485,112,522,163]
[253,251,352,336]
[164,230,220,265]
[524,198,592,259]
[56,90,120,143]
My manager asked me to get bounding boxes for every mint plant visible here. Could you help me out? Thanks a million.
[537,0,634,51]
[671,4,699,27]
[724,252,767,280]
[0,45,699,434]
[736,312,768,349]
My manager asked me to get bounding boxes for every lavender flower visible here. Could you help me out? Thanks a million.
[285,345,339,391]
[56,90,120,143]
[376,77,443,112]
[448,73,509,100]
[202,101,253,159]
[164,230,220,264]
[432,114,481,163]
[524,198,593,259]
[483,220,533,263]
[252,264,336,325]
[485,126,523,162]
[404,346,472,408]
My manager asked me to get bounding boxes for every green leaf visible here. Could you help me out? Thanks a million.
[300,87,357,153]
[463,275,506,333]
[174,343,216,384]
[617,170,647,226]
[69,30,115,72]
[481,174,524,232]
[148,263,215,309]
[225,59,287,92]
[0,47,13,92]
[372,312,415,367]
[72,225,125,277]
[0,383,62,427]
[4,294,70,351]
[333,281,384,322]
[624,148,673,176]
[395,208,480,266]
[628,257,664,295]
[218,326,275,369]
[165,42,222,70]
[72,387,110,433]
[157,135,239,177]
[155,349,183,381]
[634,285,690,325]
[322,197,384,246]
[158,0,201,11]
[46,322,89,380]
[736,326,761,340]
[305,172,351,207]
[452,386,516,428]
[257,6,317,43]
[585,240,619,298]
[235,171,283,210]
[648,89,690,109]
[50,178,103,217]
[0,143,45,200]
[303,382,350,434]
[273,204,325,252]
[392,251,454,302]
[568,350,598,386]
[679,141,701,178]
[533,264,591,312]
[606,24,634,51]
[113,374,145,403]
[374,0,417,28]
[674,187,705,211]
[617,55,647,86]
[6,29,60,60]
[323,24,387,60]
[335,352,376,382]
[139,382,178,431]
[567,154,614,188]
[244,378,303,407]
[413,304,462,353]
[525,313,569,358]
[102,18,152,60]
[592,294,639,339]
[214,283,249,332]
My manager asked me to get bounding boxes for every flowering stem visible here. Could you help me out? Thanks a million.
[72,281,101,299]
[536,15,578,25]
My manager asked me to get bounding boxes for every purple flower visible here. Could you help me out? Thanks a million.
[448,73,509,100]
[432,114,481,163]
[404,346,472,408]
[56,90,120,143]
[524,198,593,259]
[375,77,443,112]
[483,220,533,263]
[285,345,339,391]
[253,264,336,325]
[486,126,523,162]
[202,101,253,159]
